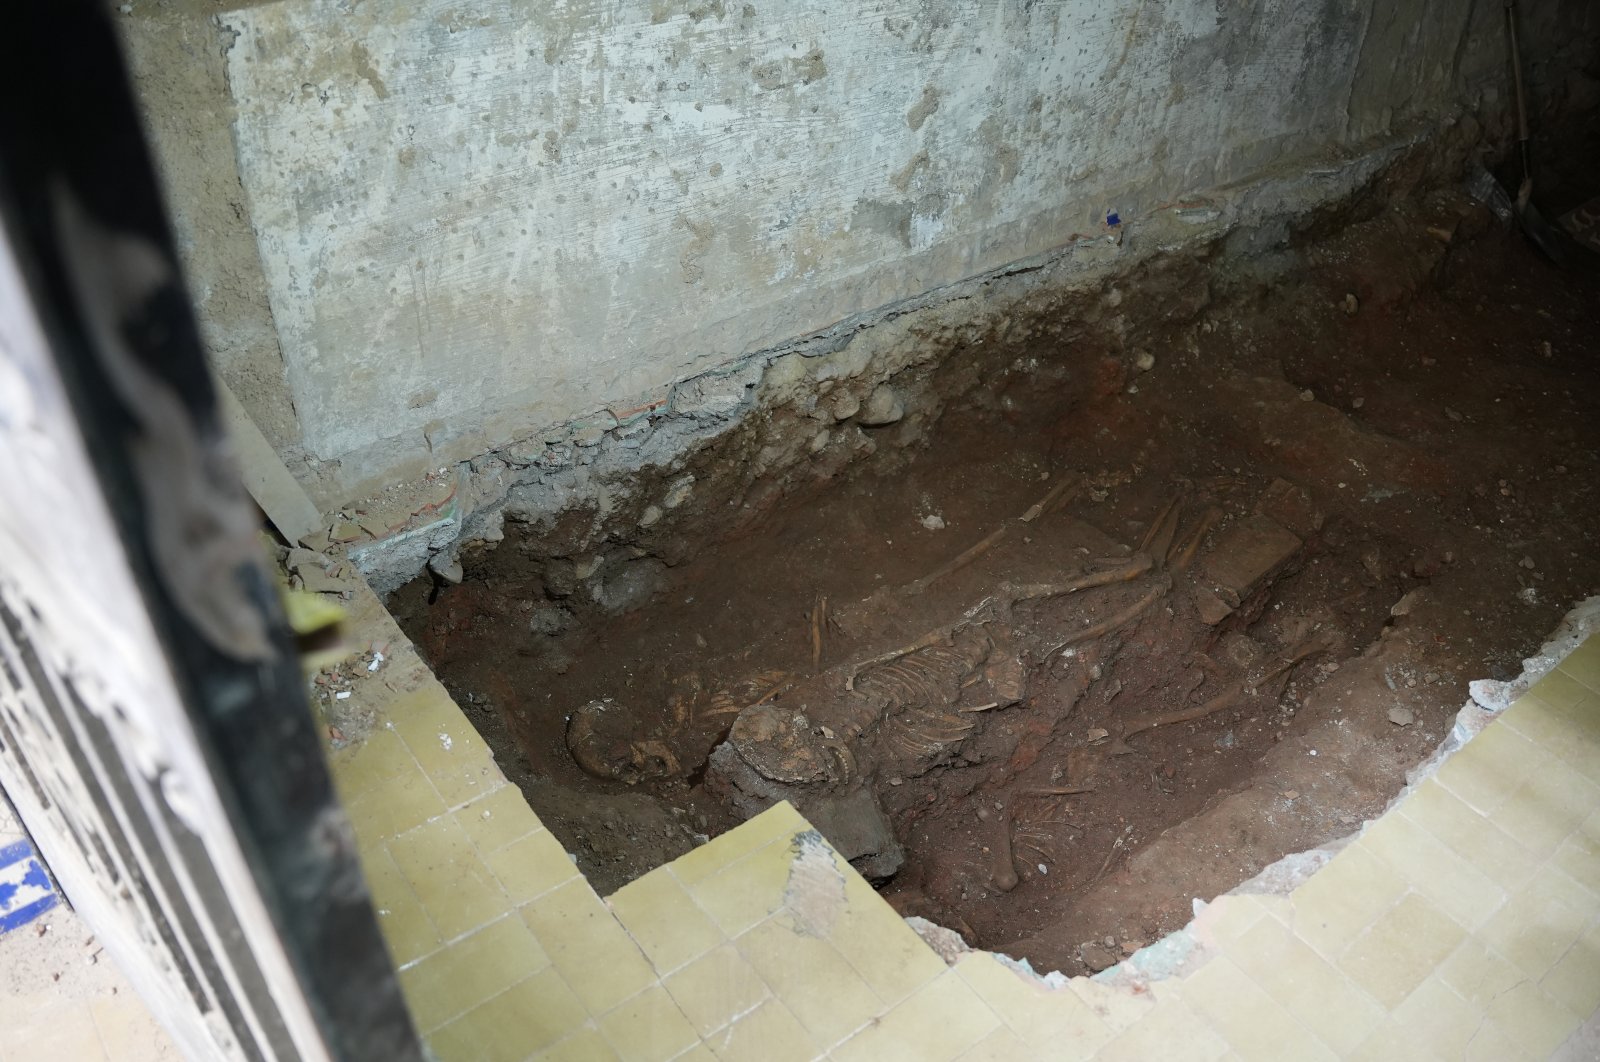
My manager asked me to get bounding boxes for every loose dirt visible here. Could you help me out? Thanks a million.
[390,174,1600,976]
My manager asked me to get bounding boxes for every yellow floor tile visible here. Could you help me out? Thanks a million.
[1436,937,1527,1010]
[389,687,502,807]
[453,784,542,853]
[1476,864,1597,980]
[521,880,659,1015]
[1462,1019,1530,1062]
[830,970,1000,1062]
[670,802,808,886]
[1533,663,1595,709]
[1093,995,1230,1062]
[664,944,771,1037]
[827,872,948,1006]
[1556,637,1600,693]
[609,867,726,976]
[428,968,588,1062]
[702,998,821,1062]
[1180,955,1335,1062]
[1287,841,1408,961]
[1492,754,1600,857]
[344,766,448,842]
[1435,720,1549,817]
[1540,923,1600,1016]
[1385,975,1483,1059]
[595,986,700,1062]
[1476,980,1584,1061]
[532,1025,622,1062]
[398,913,550,1032]
[1336,893,1466,1008]
[387,817,513,940]
[1226,911,1384,1055]
[955,1026,1033,1062]
[1065,978,1158,1037]
[735,917,884,1048]
[360,844,444,965]
[1358,807,1508,930]
[1396,779,1540,893]
[686,838,794,937]
[1190,894,1270,951]
[487,828,580,903]
[1552,811,1600,893]
[329,724,419,801]
[1503,690,1600,780]
[954,952,1111,1055]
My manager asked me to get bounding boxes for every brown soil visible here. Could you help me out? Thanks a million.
[389,173,1600,976]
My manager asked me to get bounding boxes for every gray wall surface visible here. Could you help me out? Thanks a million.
[118,0,1595,507]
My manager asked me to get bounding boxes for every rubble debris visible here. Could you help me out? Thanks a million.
[858,384,906,426]
[1202,515,1303,608]
[1388,707,1416,727]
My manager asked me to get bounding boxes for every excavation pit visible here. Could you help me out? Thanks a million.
[390,182,1600,977]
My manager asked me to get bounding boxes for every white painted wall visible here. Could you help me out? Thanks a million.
[209,0,1585,500]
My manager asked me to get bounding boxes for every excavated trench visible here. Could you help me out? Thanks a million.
[389,168,1600,975]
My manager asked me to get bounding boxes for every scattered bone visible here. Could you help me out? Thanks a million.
[1167,506,1221,573]
[1048,576,1171,653]
[990,807,1020,892]
[1137,494,1184,555]
[810,595,827,673]
[908,477,1080,594]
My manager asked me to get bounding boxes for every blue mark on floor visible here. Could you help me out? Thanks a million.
[0,838,58,933]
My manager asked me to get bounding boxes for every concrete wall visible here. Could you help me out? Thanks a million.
[118,0,1596,508]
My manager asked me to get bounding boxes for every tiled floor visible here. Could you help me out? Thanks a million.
[323,571,1600,1061]
[8,570,1598,1059]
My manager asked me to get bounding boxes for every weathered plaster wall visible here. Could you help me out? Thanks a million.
[119,0,1595,507]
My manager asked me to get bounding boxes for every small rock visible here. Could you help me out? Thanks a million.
[1445,407,1463,422]
[1299,389,1316,402]
[858,384,906,427]
[1519,556,1536,570]
[331,521,364,544]
[1194,586,1235,625]
[1133,349,1156,372]
[286,547,327,574]
[1282,789,1299,800]
[1215,730,1236,749]
[1390,588,1426,618]
[1342,293,1359,315]
[1351,396,1365,409]
[1519,586,1540,606]
[1085,728,1109,744]
[830,390,861,421]
[1079,942,1119,973]
[1387,707,1416,727]
[920,514,945,531]
[298,566,348,594]
[639,505,663,528]
[571,425,607,447]
[428,554,464,585]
